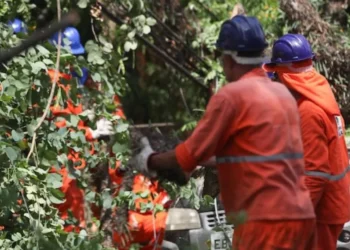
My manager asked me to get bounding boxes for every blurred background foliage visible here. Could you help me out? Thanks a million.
[0,0,349,249]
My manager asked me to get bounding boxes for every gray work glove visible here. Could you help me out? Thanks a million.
[133,137,157,178]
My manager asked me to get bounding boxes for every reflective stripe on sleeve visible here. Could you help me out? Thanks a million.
[305,166,350,182]
[216,152,304,164]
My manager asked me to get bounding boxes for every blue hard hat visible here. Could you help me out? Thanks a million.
[72,67,89,85]
[216,15,268,52]
[266,34,314,65]
[8,18,27,34]
[50,27,85,55]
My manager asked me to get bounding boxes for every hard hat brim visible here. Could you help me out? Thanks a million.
[71,45,85,55]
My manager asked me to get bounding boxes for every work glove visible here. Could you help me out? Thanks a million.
[89,118,115,139]
[132,137,157,178]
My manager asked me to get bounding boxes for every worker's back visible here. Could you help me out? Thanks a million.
[216,70,315,222]
[298,98,350,225]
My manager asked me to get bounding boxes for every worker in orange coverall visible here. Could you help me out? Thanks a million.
[263,34,350,250]
[48,27,116,232]
[50,27,171,248]
[47,68,116,232]
[129,15,317,250]
[109,171,170,250]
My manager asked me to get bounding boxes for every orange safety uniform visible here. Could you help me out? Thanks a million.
[265,60,350,250]
[48,69,169,247]
[47,69,96,232]
[110,173,170,250]
[110,90,169,250]
[175,68,316,249]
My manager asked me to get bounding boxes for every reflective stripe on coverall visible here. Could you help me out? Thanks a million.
[264,60,350,250]
[175,68,316,249]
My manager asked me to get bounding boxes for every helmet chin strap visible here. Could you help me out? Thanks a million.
[223,51,268,65]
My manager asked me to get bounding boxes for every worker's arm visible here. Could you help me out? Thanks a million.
[149,94,235,175]
[300,106,330,208]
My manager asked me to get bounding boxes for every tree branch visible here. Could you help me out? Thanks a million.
[27,0,62,162]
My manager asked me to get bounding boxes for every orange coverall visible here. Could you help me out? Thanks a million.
[48,69,96,232]
[175,68,316,250]
[48,69,169,247]
[110,172,170,250]
[264,60,350,250]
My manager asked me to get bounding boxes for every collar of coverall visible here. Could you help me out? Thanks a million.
[262,59,340,115]
[239,67,267,80]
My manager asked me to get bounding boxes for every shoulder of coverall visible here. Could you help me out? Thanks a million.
[216,68,270,101]
[298,98,327,128]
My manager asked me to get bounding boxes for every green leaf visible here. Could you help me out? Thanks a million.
[69,115,79,127]
[85,191,96,202]
[30,61,47,74]
[42,228,54,234]
[92,73,101,82]
[102,191,112,209]
[36,45,50,56]
[130,41,138,50]
[124,41,133,52]
[146,17,157,26]
[120,24,128,30]
[50,188,65,199]
[44,150,57,161]
[127,30,136,39]
[43,59,54,65]
[46,173,63,189]
[11,233,21,242]
[79,229,87,239]
[11,130,24,142]
[77,0,88,8]
[154,204,164,213]
[26,186,38,194]
[27,123,37,137]
[34,168,47,175]
[57,154,68,165]
[142,25,151,35]
[138,15,146,24]
[139,191,149,199]
[49,194,65,204]
[4,147,17,162]
[116,123,129,133]
[37,198,46,204]
[112,142,128,154]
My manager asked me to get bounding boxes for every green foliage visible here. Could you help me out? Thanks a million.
[0,1,132,249]
[0,0,35,21]
[3,0,346,249]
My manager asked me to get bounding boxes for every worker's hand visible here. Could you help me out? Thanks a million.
[133,137,157,178]
[90,118,115,139]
